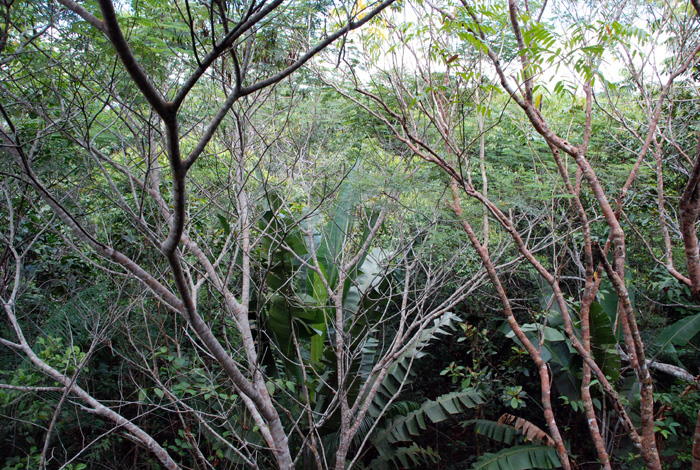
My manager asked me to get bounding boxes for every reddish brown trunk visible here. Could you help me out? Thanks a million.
[449,181,572,470]
[550,145,611,470]
[679,134,700,300]
[594,243,660,469]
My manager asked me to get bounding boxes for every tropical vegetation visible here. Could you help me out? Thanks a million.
[1,0,700,469]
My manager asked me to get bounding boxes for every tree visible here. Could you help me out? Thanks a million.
[0,0,504,469]
[0,0,449,468]
[330,0,700,468]
[5,0,700,469]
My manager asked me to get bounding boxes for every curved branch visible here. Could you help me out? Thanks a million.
[56,0,107,34]
[96,0,169,117]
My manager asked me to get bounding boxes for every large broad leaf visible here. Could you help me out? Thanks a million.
[504,323,566,343]
[598,279,621,340]
[470,414,554,448]
[470,419,520,445]
[260,167,387,363]
[264,294,322,361]
[500,322,579,396]
[588,302,621,382]
[314,161,362,292]
[598,277,636,342]
[654,313,700,362]
[368,313,461,416]
[528,274,621,397]
[343,247,387,315]
[471,445,562,470]
[385,389,484,443]
[549,358,581,403]
[502,323,583,402]
[310,267,331,362]
[365,442,439,470]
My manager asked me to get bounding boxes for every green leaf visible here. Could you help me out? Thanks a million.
[216,213,231,235]
[366,443,439,470]
[369,313,462,417]
[471,445,562,470]
[654,313,700,354]
[598,277,635,341]
[384,389,484,443]
[471,419,520,445]
[588,302,620,382]
[316,162,362,290]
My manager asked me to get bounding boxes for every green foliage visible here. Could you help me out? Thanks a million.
[339,313,477,468]
[258,166,388,373]
[470,445,562,470]
[501,385,527,410]
[471,419,521,446]
[363,389,483,469]
[365,443,440,470]
[4,0,700,468]
[368,312,464,417]
[652,313,700,363]
[587,301,621,383]
[382,389,484,443]
[501,276,621,407]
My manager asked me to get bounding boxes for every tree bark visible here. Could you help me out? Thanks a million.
[693,405,700,470]
[679,134,700,300]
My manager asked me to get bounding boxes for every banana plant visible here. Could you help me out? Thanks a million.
[256,169,388,379]
[351,313,485,469]
[468,414,562,470]
[256,171,485,468]
[470,445,562,470]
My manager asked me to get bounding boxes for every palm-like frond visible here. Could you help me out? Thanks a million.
[471,445,562,470]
